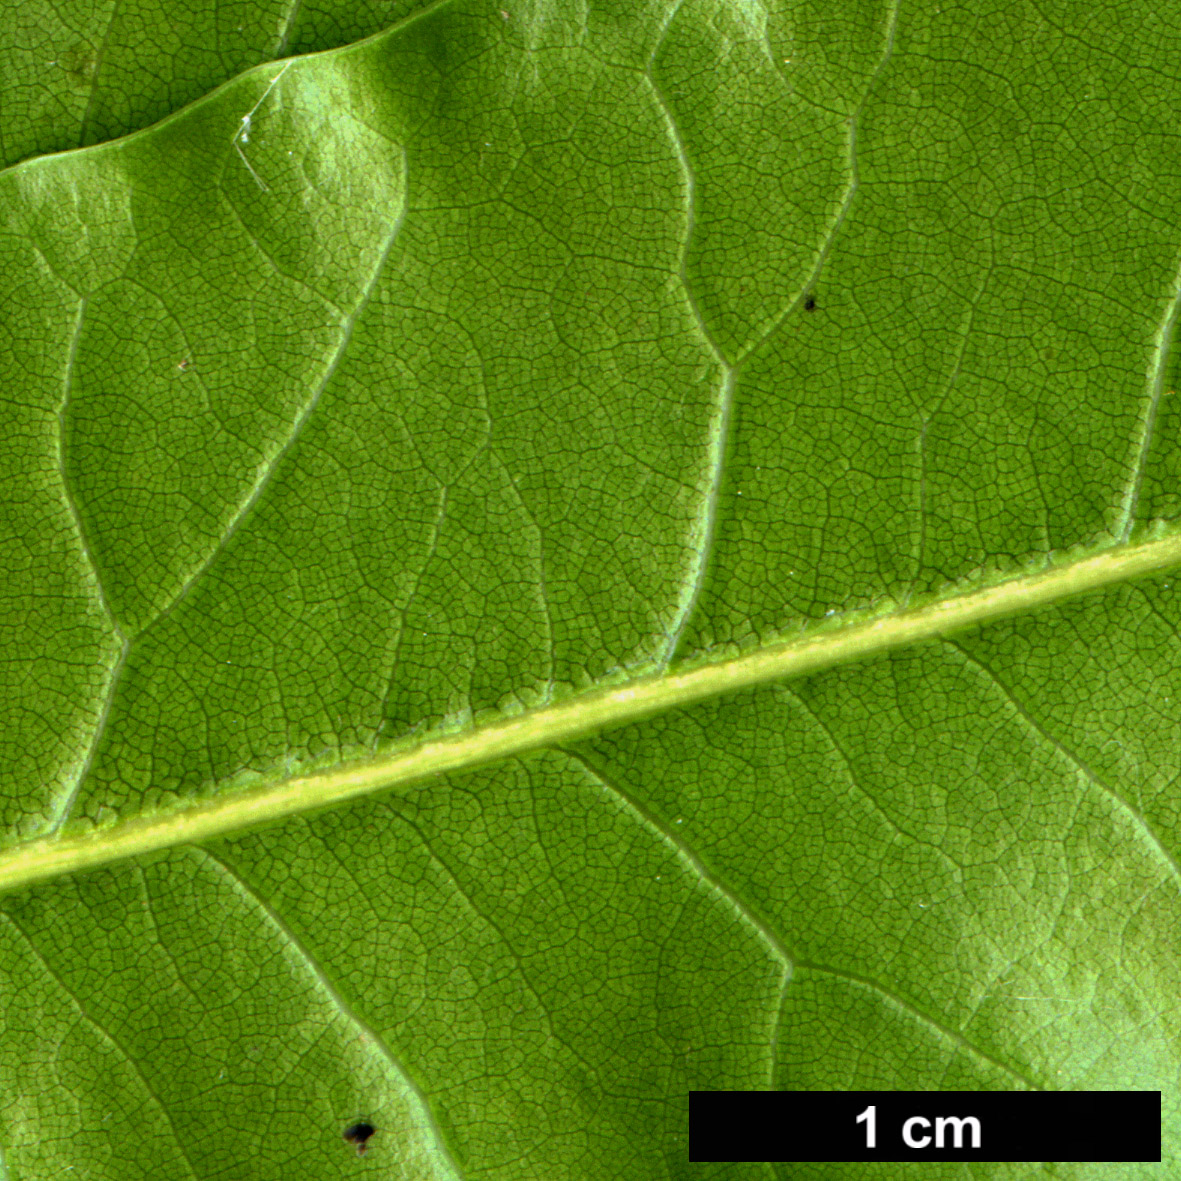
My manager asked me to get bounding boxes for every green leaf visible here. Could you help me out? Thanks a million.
[0,0,436,169]
[1,0,1179,1177]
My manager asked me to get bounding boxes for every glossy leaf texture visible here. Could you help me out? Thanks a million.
[1,0,1179,1177]
[0,0,439,169]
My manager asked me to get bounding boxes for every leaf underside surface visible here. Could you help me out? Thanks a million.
[1,1,1179,1178]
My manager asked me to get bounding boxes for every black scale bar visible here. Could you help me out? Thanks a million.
[689,1090,1161,1163]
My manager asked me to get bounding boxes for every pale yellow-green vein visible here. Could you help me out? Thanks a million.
[2,530,1181,896]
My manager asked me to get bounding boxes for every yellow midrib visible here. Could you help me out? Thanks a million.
[4,530,1181,895]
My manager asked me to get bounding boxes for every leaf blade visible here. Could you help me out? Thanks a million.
[3,1,1181,1177]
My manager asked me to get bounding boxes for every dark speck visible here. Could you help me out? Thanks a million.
[803,295,817,311]
[343,1122,376,1155]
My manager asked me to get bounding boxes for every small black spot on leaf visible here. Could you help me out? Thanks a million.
[343,1122,376,1155]
[803,295,816,311]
